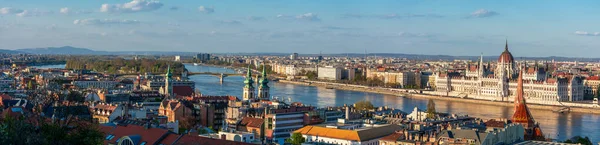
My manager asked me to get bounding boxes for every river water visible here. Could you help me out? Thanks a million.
[185,64,598,141]
[35,64,599,141]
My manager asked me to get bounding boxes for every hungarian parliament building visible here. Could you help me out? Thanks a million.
[434,42,585,105]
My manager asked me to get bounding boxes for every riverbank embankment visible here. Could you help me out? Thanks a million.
[278,80,600,114]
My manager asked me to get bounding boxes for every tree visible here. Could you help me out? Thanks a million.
[27,81,34,90]
[305,71,318,80]
[595,84,600,99]
[354,100,374,111]
[285,132,305,145]
[564,136,592,145]
[179,116,198,133]
[66,91,84,102]
[426,99,436,119]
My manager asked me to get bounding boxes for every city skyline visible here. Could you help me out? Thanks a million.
[2,0,600,57]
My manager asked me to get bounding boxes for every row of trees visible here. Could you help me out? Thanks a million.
[65,57,185,74]
[0,115,104,145]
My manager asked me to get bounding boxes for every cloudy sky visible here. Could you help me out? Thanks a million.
[1,0,600,57]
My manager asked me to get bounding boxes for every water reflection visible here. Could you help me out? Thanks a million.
[185,64,598,141]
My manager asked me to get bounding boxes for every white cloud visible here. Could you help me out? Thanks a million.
[100,0,163,13]
[198,6,214,14]
[219,20,242,25]
[469,9,498,18]
[296,13,320,21]
[574,31,600,36]
[73,18,140,26]
[247,16,266,21]
[277,13,320,21]
[342,13,444,19]
[16,9,51,17]
[398,32,433,37]
[276,14,292,19]
[60,8,91,15]
[60,7,70,14]
[0,7,24,15]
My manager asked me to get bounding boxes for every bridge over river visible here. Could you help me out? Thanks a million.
[115,69,265,83]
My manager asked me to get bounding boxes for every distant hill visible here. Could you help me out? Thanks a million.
[14,46,195,56]
[17,46,107,55]
[8,46,600,61]
[0,49,25,54]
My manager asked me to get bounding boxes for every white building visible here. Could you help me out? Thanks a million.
[318,66,342,80]
[218,131,257,143]
[175,56,181,61]
[290,53,299,60]
[72,80,119,89]
[437,124,524,145]
[294,124,403,145]
[406,107,429,121]
[434,42,585,105]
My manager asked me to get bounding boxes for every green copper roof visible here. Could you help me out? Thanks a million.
[244,65,254,87]
[165,65,172,77]
[259,65,269,87]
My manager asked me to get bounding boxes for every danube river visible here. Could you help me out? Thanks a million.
[184,64,598,141]
[35,64,598,141]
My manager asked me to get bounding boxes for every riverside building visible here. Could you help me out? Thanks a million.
[434,41,584,105]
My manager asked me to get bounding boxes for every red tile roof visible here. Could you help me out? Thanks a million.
[587,76,600,80]
[175,135,254,145]
[94,104,117,111]
[107,125,170,144]
[484,119,506,128]
[379,132,405,142]
[173,86,194,97]
[239,117,264,128]
[159,133,180,145]
[0,94,12,100]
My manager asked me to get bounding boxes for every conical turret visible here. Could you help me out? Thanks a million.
[512,69,535,128]
[259,65,269,87]
[244,65,254,86]
[257,65,270,100]
[166,65,173,78]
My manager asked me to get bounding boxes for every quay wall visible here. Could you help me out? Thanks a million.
[278,80,600,114]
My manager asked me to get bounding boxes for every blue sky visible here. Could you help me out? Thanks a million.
[1,0,600,57]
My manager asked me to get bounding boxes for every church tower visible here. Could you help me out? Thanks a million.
[165,65,173,98]
[243,65,255,101]
[257,65,270,100]
[512,68,545,140]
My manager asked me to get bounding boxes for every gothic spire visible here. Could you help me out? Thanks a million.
[512,68,537,128]
[479,53,484,71]
[505,39,509,51]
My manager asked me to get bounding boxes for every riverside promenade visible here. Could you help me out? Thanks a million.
[278,79,600,114]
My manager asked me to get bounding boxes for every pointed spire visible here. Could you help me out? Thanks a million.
[259,64,269,87]
[262,65,267,78]
[246,65,252,78]
[505,39,509,51]
[165,65,172,77]
[244,65,254,86]
[517,68,524,103]
[479,53,484,70]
